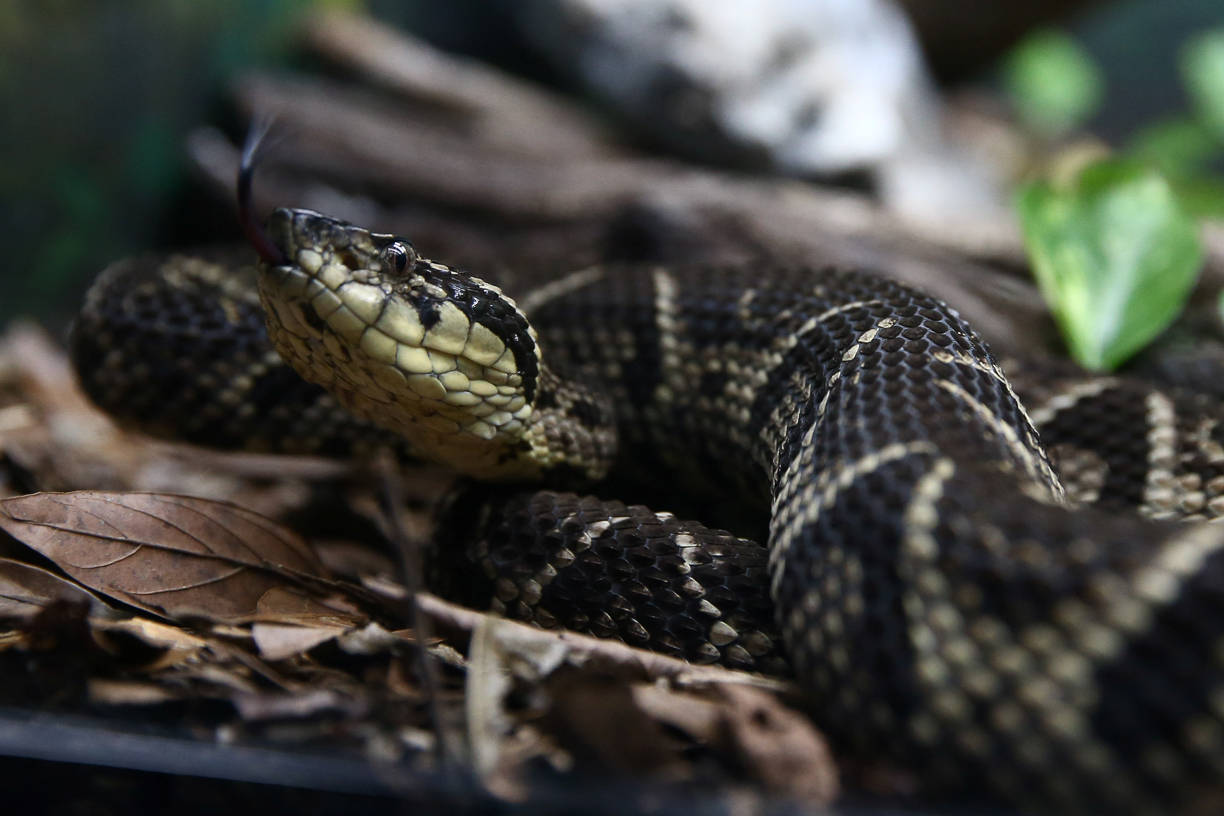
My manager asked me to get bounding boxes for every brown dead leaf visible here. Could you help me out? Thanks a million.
[88,677,181,706]
[312,539,399,583]
[0,491,328,623]
[711,684,838,803]
[255,585,366,623]
[629,682,727,742]
[462,606,834,803]
[465,614,572,799]
[233,688,368,722]
[92,616,211,651]
[0,556,102,619]
[257,622,343,657]
[251,586,368,661]
[90,615,212,672]
[252,621,347,661]
[632,683,837,802]
[165,661,265,697]
[336,622,416,655]
[545,674,691,781]
[0,324,347,520]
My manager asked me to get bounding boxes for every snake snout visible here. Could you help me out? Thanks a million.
[263,208,376,273]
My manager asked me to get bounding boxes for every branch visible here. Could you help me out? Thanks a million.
[415,592,797,696]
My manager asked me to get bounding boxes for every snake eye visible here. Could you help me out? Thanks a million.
[380,242,414,277]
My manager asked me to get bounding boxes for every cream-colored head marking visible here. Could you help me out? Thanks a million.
[256,208,551,479]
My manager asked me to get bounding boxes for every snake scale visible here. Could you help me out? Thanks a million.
[68,170,1224,811]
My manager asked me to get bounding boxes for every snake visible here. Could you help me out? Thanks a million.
[67,152,1224,813]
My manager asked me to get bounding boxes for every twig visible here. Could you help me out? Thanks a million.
[414,592,798,697]
[372,451,461,773]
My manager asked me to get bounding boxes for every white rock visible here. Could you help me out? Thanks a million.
[517,0,941,175]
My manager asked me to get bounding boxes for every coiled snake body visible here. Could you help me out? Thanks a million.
[71,207,1224,812]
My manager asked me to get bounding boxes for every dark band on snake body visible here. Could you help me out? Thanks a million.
[69,253,417,460]
[431,487,785,673]
[71,200,1224,812]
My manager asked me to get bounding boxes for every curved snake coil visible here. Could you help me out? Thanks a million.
[70,206,1224,813]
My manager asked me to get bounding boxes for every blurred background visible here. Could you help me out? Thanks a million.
[2,0,1223,330]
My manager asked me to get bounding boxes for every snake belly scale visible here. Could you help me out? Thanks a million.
[71,206,1224,813]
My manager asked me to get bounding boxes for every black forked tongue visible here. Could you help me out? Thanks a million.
[238,119,287,266]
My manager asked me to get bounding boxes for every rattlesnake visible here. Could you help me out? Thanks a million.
[69,181,1224,813]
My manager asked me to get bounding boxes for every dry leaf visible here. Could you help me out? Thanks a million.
[465,614,575,799]
[465,613,572,769]
[312,539,399,582]
[0,630,26,651]
[711,684,838,803]
[336,622,411,655]
[251,586,368,661]
[90,615,212,672]
[0,556,101,619]
[629,682,727,741]
[631,683,837,802]
[88,677,180,706]
[466,616,530,783]
[255,586,366,623]
[0,491,327,623]
[252,623,346,661]
[165,661,265,697]
[92,616,211,651]
[0,324,347,521]
[233,688,367,722]
[544,674,691,781]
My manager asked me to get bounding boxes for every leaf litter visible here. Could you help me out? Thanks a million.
[0,322,846,810]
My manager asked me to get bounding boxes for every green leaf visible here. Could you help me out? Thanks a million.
[1017,160,1203,371]
[1171,175,1224,220]
[1128,116,1221,179]
[1004,29,1103,137]
[1127,117,1224,219]
[1182,29,1224,140]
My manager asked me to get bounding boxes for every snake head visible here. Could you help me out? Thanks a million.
[255,207,555,479]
